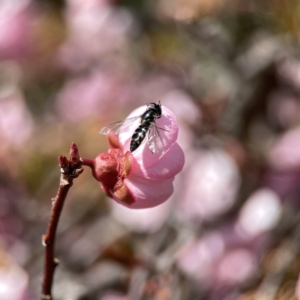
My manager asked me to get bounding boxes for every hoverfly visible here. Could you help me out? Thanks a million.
[100,102,167,154]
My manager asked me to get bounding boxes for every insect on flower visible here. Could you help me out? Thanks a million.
[89,104,184,208]
[100,102,168,154]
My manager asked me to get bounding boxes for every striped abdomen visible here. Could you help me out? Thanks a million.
[130,122,151,152]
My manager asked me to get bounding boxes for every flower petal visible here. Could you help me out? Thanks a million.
[118,105,179,168]
[130,142,185,179]
[110,198,174,233]
[123,175,174,208]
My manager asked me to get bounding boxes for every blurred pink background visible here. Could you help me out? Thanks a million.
[1,0,300,299]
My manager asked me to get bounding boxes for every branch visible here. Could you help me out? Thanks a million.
[41,143,83,300]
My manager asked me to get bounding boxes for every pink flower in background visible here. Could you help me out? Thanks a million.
[0,1,34,61]
[131,76,175,105]
[161,89,200,125]
[0,91,33,147]
[161,89,201,152]
[176,231,225,284]
[110,197,174,233]
[84,105,184,208]
[58,0,135,71]
[56,70,131,122]
[236,188,281,238]
[215,248,256,285]
[268,127,300,171]
[179,149,240,221]
[176,224,259,290]
[267,92,300,129]
[0,245,29,300]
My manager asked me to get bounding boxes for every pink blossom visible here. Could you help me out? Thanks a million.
[161,89,200,152]
[179,149,240,221]
[236,188,281,238]
[0,2,34,61]
[0,248,29,300]
[161,89,201,125]
[58,1,135,71]
[56,71,131,121]
[267,92,300,129]
[215,248,257,285]
[268,127,300,171]
[176,231,225,284]
[110,197,174,232]
[176,224,260,289]
[130,76,175,105]
[0,91,33,147]
[84,105,184,208]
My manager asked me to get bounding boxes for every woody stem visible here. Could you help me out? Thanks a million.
[41,143,83,300]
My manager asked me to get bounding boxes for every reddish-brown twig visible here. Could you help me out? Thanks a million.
[41,143,83,300]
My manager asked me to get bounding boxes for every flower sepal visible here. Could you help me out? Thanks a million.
[92,133,135,205]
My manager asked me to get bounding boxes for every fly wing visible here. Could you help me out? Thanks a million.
[147,123,165,155]
[100,116,141,135]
